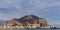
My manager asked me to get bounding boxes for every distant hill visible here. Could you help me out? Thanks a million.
[3,15,48,28]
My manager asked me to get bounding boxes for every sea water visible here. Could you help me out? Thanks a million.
[0,28,60,30]
[23,29,60,30]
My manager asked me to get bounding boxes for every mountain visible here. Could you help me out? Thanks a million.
[3,15,48,28]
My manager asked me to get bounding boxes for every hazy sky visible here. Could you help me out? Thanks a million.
[0,0,60,25]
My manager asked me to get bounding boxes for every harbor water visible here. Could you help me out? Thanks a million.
[0,28,60,30]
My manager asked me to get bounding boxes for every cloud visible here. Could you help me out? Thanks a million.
[0,13,12,20]
[0,0,60,25]
[47,2,60,8]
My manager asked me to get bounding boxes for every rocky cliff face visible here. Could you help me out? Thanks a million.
[4,15,48,28]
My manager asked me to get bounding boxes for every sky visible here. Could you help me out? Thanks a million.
[0,0,60,25]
